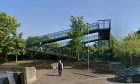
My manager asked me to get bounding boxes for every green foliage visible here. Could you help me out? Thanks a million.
[0,12,20,38]
[115,31,140,66]
[8,33,25,61]
[26,35,60,48]
[67,16,88,61]
[68,16,88,39]
[110,35,118,49]
[26,36,49,47]
[0,12,24,61]
[26,35,61,47]
[48,42,60,47]
[88,35,118,62]
[25,35,61,60]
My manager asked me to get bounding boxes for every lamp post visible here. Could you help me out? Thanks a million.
[87,23,90,71]
[16,42,18,62]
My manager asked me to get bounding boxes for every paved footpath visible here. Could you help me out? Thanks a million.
[32,69,137,84]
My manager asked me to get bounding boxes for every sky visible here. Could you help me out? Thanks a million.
[0,0,140,39]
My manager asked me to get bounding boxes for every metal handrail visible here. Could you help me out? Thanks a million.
[41,19,110,40]
[29,19,110,46]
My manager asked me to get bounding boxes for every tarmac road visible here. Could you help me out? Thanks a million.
[32,69,139,84]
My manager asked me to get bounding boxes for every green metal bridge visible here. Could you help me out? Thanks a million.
[31,19,111,46]
[28,19,111,59]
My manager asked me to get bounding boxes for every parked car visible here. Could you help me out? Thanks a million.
[0,73,16,84]
[115,65,140,83]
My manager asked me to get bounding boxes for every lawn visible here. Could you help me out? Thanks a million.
[0,60,56,69]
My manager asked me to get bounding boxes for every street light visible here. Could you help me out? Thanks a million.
[87,23,90,71]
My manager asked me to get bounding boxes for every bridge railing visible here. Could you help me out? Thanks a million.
[43,29,70,40]
[29,19,110,46]
[83,34,99,43]
[42,19,110,40]
[98,19,111,29]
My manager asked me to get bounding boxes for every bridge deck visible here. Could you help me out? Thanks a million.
[32,19,111,46]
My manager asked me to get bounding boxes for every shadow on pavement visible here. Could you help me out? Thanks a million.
[46,74,59,76]
[72,72,96,77]
[106,78,121,83]
[93,71,115,74]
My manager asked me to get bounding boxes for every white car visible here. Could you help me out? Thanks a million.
[0,73,16,84]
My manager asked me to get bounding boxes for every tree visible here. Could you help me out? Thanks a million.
[26,35,60,49]
[8,33,25,62]
[26,36,42,47]
[0,36,12,61]
[26,35,61,59]
[0,12,20,61]
[67,16,88,61]
[115,31,140,66]
[91,35,118,61]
